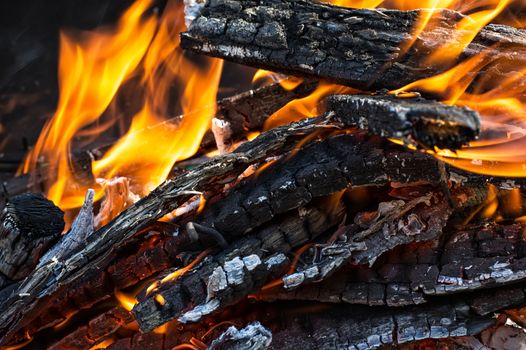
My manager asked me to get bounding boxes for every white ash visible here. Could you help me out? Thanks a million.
[207,321,272,350]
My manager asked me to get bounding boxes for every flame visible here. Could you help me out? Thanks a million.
[263,82,357,131]
[22,0,157,209]
[89,338,115,350]
[115,289,137,312]
[23,0,223,216]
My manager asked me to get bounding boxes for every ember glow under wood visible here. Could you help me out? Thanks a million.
[180,0,526,92]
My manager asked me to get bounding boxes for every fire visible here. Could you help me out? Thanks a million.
[22,0,223,215]
[115,289,137,312]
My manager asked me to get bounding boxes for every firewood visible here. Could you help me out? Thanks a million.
[0,193,64,283]
[181,0,526,92]
[133,203,343,331]
[259,223,526,308]
[0,116,339,345]
[270,301,495,349]
[327,94,480,150]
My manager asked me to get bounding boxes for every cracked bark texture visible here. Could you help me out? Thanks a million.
[327,94,480,150]
[261,223,526,310]
[133,203,344,332]
[181,0,526,92]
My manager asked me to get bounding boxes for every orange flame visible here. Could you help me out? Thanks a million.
[23,0,223,216]
[115,289,137,312]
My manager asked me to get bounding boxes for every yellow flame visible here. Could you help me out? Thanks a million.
[115,289,137,312]
[23,0,223,219]
[22,0,157,209]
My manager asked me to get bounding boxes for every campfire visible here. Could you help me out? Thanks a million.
[3,0,526,348]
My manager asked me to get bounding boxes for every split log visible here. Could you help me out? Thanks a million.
[327,94,480,150]
[0,193,63,283]
[181,0,526,92]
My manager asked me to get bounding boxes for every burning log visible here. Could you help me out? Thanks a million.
[260,222,526,308]
[327,94,480,150]
[270,301,495,349]
[0,193,64,284]
[180,0,526,92]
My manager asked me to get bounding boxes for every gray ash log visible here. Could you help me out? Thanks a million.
[207,322,272,350]
[180,0,526,92]
[327,94,480,150]
[0,193,63,285]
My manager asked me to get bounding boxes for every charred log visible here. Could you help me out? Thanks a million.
[327,94,480,150]
[133,203,344,332]
[0,193,63,284]
[0,116,340,345]
[207,322,272,350]
[181,0,526,92]
[270,301,495,349]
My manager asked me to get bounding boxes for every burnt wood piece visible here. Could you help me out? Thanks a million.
[262,223,526,308]
[327,94,480,150]
[197,134,443,241]
[47,306,134,350]
[0,116,338,345]
[0,193,63,283]
[180,0,526,92]
[201,79,318,149]
[271,302,494,349]
[207,322,272,350]
[133,203,344,332]
[280,191,453,290]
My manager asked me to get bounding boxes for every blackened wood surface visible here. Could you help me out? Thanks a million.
[262,223,526,309]
[0,193,63,282]
[133,204,343,332]
[180,0,526,92]
[328,94,480,150]
[270,301,494,349]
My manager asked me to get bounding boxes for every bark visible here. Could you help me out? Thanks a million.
[327,94,480,150]
[181,0,526,92]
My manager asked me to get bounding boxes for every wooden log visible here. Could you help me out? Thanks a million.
[133,202,344,332]
[180,0,526,92]
[0,193,63,282]
[0,116,339,345]
[259,222,526,308]
[270,301,495,349]
[327,94,480,150]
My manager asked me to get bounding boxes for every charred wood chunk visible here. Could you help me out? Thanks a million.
[181,0,526,92]
[280,192,452,290]
[0,193,64,281]
[207,322,272,350]
[200,134,442,239]
[327,94,480,150]
[270,302,495,349]
[133,205,343,332]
